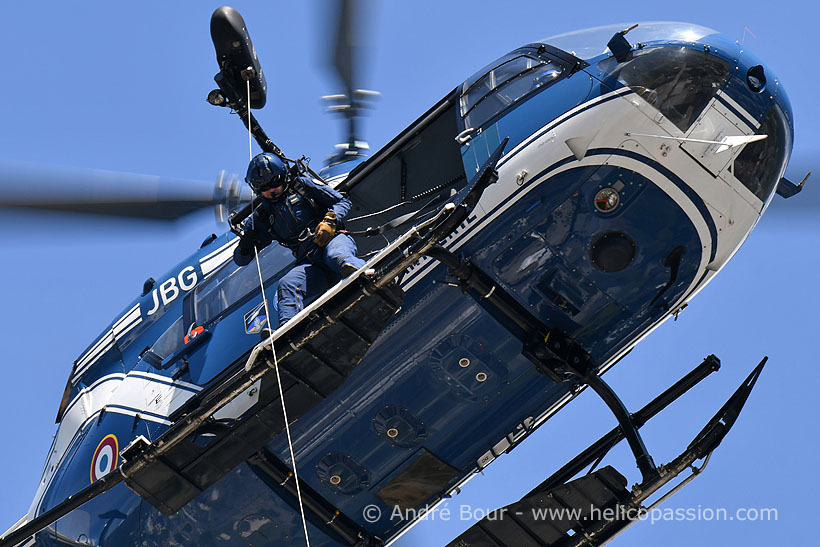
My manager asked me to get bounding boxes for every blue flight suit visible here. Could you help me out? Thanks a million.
[233,176,365,326]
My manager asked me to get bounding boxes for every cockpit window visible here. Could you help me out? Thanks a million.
[461,55,564,129]
[598,47,730,131]
[193,243,292,326]
[734,104,790,201]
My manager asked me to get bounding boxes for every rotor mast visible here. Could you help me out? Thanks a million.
[323,0,378,168]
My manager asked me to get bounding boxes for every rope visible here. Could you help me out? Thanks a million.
[247,79,312,547]
[345,200,411,223]
[248,81,253,161]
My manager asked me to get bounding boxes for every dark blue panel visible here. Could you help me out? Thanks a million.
[257,281,571,539]
[187,289,276,385]
[38,414,142,547]
[463,162,703,365]
[139,463,344,547]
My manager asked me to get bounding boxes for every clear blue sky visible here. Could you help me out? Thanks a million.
[0,1,816,545]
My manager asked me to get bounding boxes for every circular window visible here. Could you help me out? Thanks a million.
[746,65,766,93]
[594,187,620,213]
[590,232,636,272]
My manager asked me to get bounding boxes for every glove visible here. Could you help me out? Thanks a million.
[313,211,337,247]
[238,230,260,254]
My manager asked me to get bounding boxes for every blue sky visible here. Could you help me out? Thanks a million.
[0,1,817,545]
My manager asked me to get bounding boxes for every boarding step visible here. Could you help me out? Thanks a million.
[123,280,404,515]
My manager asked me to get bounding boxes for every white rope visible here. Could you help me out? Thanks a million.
[247,78,312,547]
[247,80,254,161]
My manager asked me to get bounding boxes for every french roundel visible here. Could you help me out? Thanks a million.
[90,434,119,483]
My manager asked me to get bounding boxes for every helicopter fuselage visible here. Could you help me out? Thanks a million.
[14,22,792,547]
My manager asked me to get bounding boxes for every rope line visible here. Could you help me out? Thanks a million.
[247,78,312,547]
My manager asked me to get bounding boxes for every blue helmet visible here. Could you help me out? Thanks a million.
[245,153,287,193]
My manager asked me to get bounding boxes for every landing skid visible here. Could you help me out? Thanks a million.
[425,245,767,546]
[446,357,767,547]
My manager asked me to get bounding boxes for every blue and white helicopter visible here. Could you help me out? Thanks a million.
[0,3,806,547]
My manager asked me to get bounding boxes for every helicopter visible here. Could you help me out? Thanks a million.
[0,3,812,547]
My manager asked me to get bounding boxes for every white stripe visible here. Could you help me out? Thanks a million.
[101,407,171,426]
[75,318,144,383]
[498,86,633,169]
[114,316,142,341]
[200,236,238,262]
[74,331,115,375]
[112,303,140,332]
[200,241,238,276]
[63,373,127,420]
[112,309,140,337]
[77,330,114,367]
[75,305,144,382]
[72,337,114,382]
[76,303,140,372]
[130,370,201,393]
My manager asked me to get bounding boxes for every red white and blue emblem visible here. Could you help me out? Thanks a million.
[90,434,119,483]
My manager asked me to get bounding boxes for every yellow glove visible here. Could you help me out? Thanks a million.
[313,212,337,247]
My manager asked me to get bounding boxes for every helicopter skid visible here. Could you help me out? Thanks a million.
[446,355,767,547]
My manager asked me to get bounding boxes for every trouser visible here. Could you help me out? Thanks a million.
[276,234,365,326]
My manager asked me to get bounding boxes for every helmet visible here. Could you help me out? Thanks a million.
[245,153,287,193]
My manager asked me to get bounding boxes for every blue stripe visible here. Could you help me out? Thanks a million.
[129,372,200,393]
[589,148,718,263]
[405,145,717,288]
[715,94,758,132]
[456,147,716,264]
[496,89,633,170]
[406,90,719,286]
[63,375,124,422]
[64,373,197,428]
[105,404,172,423]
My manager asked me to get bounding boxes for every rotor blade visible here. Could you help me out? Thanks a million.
[330,0,360,100]
[325,0,378,149]
[0,162,251,220]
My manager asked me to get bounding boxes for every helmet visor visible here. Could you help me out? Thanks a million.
[249,173,286,193]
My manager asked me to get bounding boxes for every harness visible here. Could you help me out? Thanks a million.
[257,177,327,253]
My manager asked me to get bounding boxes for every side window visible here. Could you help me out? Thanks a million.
[150,316,184,361]
[461,55,564,129]
[599,47,730,131]
[734,104,790,201]
[193,243,293,326]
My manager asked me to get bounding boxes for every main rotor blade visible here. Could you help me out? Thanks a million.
[331,0,360,101]
[0,162,250,221]
[325,0,378,150]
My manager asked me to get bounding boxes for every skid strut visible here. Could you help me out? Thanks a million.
[425,247,762,487]
[446,357,767,547]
